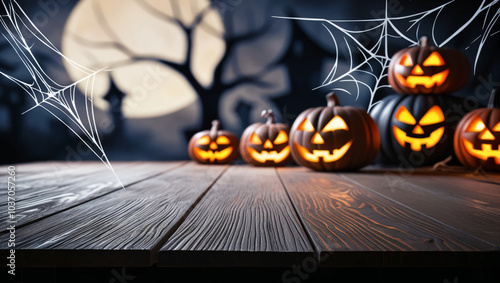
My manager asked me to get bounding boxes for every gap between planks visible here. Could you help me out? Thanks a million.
[340,173,500,248]
[1,162,228,267]
[277,167,499,267]
[158,165,314,267]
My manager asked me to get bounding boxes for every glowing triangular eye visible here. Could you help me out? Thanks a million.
[422,52,445,66]
[274,130,288,144]
[250,133,262,144]
[197,136,210,145]
[297,118,315,132]
[399,54,413,66]
[419,105,445,125]
[322,116,349,132]
[493,122,500,132]
[216,136,230,144]
[395,106,416,125]
[466,117,486,132]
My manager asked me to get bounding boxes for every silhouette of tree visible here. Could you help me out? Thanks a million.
[67,0,285,135]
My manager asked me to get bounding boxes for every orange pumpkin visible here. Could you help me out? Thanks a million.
[388,36,470,95]
[454,90,500,171]
[289,92,380,171]
[240,109,292,166]
[188,120,239,164]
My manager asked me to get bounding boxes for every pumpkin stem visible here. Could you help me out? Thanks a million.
[488,89,498,108]
[261,109,275,125]
[326,92,340,107]
[419,36,429,47]
[210,120,220,137]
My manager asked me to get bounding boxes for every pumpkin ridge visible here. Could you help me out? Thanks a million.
[240,110,292,166]
[290,92,380,171]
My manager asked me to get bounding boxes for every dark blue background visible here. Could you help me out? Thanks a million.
[0,0,499,164]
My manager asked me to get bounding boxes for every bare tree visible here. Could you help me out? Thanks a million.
[68,0,284,133]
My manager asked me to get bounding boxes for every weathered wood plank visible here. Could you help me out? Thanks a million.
[278,167,498,267]
[361,165,500,186]
[0,162,129,197]
[159,166,314,267]
[0,162,227,267]
[0,161,103,179]
[342,172,500,247]
[0,162,182,227]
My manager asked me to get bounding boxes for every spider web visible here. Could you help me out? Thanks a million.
[275,0,500,111]
[0,0,122,186]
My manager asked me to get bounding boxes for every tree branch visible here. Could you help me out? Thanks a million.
[134,0,185,29]
[92,1,126,46]
[212,1,277,93]
[69,33,135,58]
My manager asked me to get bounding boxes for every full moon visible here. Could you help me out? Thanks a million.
[62,0,225,119]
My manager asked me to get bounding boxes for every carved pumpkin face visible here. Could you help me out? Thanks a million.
[393,105,445,151]
[395,52,448,89]
[294,115,352,163]
[454,90,500,171]
[240,110,292,166]
[290,93,380,171]
[193,135,234,162]
[370,94,460,167]
[188,120,239,164]
[388,36,470,95]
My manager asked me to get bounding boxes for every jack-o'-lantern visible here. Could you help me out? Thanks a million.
[370,94,461,166]
[188,120,239,164]
[388,36,470,95]
[454,90,500,171]
[240,109,292,166]
[289,92,380,171]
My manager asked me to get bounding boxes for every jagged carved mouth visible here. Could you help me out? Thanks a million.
[294,141,352,163]
[393,126,444,151]
[194,147,233,162]
[247,146,290,163]
[396,69,449,88]
[463,139,500,163]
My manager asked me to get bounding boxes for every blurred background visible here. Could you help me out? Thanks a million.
[1,0,499,164]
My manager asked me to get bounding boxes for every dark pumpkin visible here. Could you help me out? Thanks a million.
[454,90,500,171]
[289,92,380,171]
[370,94,461,166]
[388,36,470,95]
[240,109,292,166]
[188,120,239,164]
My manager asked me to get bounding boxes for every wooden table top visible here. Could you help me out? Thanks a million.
[1,161,499,268]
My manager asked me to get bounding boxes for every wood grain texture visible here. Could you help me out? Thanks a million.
[0,162,129,198]
[0,161,106,179]
[342,172,500,247]
[278,167,499,267]
[361,165,500,185]
[0,162,227,267]
[159,166,313,267]
[0,162,181,227]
